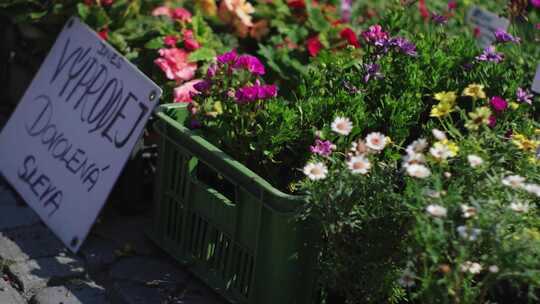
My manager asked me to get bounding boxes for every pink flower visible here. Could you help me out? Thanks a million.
[310,139,335,156]
[532,0,540,8]
[447,1,457,10]
[306,36,323,57]
[361,24,389,44]
[154,48,197,82]
[164,35,178,47]
[172,7,192,22]
[174,79,203,103]
[183,29,200,51]
[490,96,508,112]
[152,6,173,17]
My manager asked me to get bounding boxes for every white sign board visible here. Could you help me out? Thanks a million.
[467,6,510,48]
[532,62,540,94]
[0,17,161,252]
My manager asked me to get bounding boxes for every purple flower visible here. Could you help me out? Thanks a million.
[475,46,504,63]
[361,25,389,45]
[364,63,383,83]
[516,87,533,104]
[217,50,238,64]
[389,37,417,56]
[235,84,278,103]
[193,80,212,92]
[340,0,352,22]
[232,55,266,75]
[532,0,540,8]
[190,119,202,129]
[488,115,497,128]
[490,96,508,112]
[207,63,218,78]
[494,28,520,44]
[431,13,448,25]
[310,139,335,156]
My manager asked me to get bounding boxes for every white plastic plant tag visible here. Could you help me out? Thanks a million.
[0,17,162,252]
[466,6,510,48]
[532,62,540,94]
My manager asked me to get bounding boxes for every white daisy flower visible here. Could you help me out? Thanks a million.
[460,261,482,274]
[331,116,353,136]
[429,143,452,160]
[423,189,442,198]
[523,183,540,197]
[509,201,530,213]
[406,138,428,154]
[457,226,482,241]
[460,204,477,218]
[347,155,371,174]
[488,265,499,273]
[302,162,328,180]
[402,152,426,168]
[467,154,483,168]
[398,269,416,287]
[444,171,452,178]
[350,140,368,155]
[406,164,431,178]
[426,204,447,218]
[365,132,387,151]
[501,175,525,189]
[432,128,447,141]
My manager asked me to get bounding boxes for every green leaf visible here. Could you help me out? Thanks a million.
[188,47,216,62]
[307,7,329,32]
[77,3,90,20]
[144,37,164,49]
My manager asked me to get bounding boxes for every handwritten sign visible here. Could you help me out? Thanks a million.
[0,18,161,252]
[532,63,540,94]
[467,6,509,48]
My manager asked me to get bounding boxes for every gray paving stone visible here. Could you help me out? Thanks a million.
[110,256,190,288]
[31,281,108,304]
[79,235,120,273]
[0,277,25,304]
[178,280,226,304]
[0,225,68,262]
[109,280,163,304]
[8,255,85,294]
[0,204,41,231]
[93,215,158,255]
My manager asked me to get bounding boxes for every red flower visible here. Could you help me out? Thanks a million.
[101,0,113,6]
[98,28,109,40]
[164,35,178,47]
[473,27,481,38]
[418,0,430,21]
[340,28,360,48]
[306,36,323,57]
[447,1,457,10]
[287,0,305,9]
[183,29,201,51]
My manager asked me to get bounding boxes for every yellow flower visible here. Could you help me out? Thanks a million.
[510,102,520,110]
[434,91,457,104]
[528,156,540,165]
[512,133,538,151]
[534,129,540,135]
[443,140,459,156]
[430,101,455,118]
[465,106,491,130]
[462,84,486,100]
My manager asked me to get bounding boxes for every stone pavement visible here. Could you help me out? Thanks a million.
[0,179,227,304]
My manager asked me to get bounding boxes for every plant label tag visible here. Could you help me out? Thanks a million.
[0,17,162,252]
[532,62,540,93]
[466,6,509,48]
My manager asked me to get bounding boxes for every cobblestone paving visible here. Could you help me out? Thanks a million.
[0,179,228,304]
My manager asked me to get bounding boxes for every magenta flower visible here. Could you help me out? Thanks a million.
[235,84,277,103]
[310,139,335,156]
[163,35,178,47]
[207,63,218,78]
[494,29,520,44]
[488,115,497,128]
[476,46,504,63]
[217,50,238,64]
[490,96,508,112]
[516,87,533,105]
[232,54,266,75]
[532,0,540,8]
[361,25,389,45]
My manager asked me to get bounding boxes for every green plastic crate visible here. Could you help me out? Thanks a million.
[148,103,318,304]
